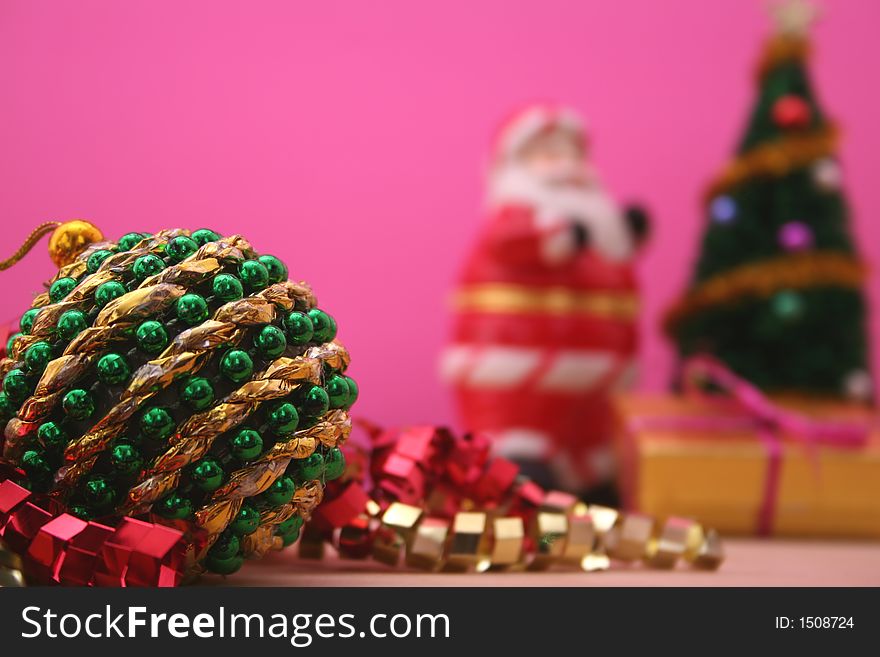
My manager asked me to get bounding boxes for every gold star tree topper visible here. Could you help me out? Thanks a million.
[769,0,820,37]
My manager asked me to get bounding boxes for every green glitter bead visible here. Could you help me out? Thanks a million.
[220,349,253,383]
[276,515,303,535]
[117,232,146,251]
[110,443,143,475]
[6,332,21,355]
[280,526,301,547]
[308,309,337,343]
[229,428,263,461]
[140,407,175,440]
[37,421,67,451]
[268,401,299,435]
[191,459,224,491]
[192,228,222,246]
[156,493,193,520]
[323,447,346,480]
[49,277,77,303]
[84,476,116,509]
[326,374,349,409]
[87,249,114,273]
[212,273,244,302]
[206,553,244,575]
[96,352,131,385]
[180,376,215,411]
[95,280,126,308]
[258,255,288,284]
[20,308,40,335]
[132,254,165,280]
[345,376,359,408]
[208,532,240,560]
[253,324,287,359]
[229,504,260,535]
[135,320,169,354]
[772,290,804,321]
[23,341,52,375]
[4,369,31,403]
[21,450,51,481]
[297,452,325,480]
[68,505,91,520]
[165,235,199,263]
[62,388,95,420]
[286,311,314,345]
[300,385,330,417]
[0,392,12,419]
[261,476,295,506]
[57,310,87,341]
[239,260,269,290]
[176,293,209,325]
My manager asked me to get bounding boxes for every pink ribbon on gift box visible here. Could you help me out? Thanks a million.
[628,356,870,536]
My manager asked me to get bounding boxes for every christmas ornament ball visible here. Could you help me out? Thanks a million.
[0,228,356,580]
[709,196,737,224]
[771,95,812,129]
[778,221,814,252]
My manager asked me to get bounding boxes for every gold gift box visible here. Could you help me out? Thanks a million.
[613,394,880,538]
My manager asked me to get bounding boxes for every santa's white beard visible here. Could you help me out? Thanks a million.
[487,162,634,263]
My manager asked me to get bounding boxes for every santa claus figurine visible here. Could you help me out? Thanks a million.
[442,105,648,499]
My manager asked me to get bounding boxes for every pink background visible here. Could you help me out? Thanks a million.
[1,0,878,429]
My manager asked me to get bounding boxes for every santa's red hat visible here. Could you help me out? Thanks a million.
[493,104,587,162]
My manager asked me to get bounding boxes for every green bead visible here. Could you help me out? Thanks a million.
[95,280,127,308]
[86,249,114,273]
[84,476,116,509]
[23,341,53,375]
[56,310,87,341]
[345,376,359,408]
[229,504,260,535]
[37,421,67,450]
[6,332,21,356]
[208,532,240,560]
[132,254,165,280]
[268,402,299,435]
[135,320,169,354]
[155,493,193,520]
[254,324,287,359]
[239,260,269,290]
[192,228,222,246]
[180,376,215,411]
[68,505,91,520]
[308,309,337,343]
[276,515,303,535]
[230,428,263,461]
[117,232,146,251]
[62,388,95,420]
[286,311,314,345]
[258,255,288,284]
[176,293,209,325]
[205,553,244,575]
[21,450,51,481]
[297,452,325,480]
[323,447,346,480]
[49,277,77,303]
[110,443,143,475]
[20,308,40,335]
[280,526,301,547]
[191,459,224,491]
[96,352,131,385]
[261,476,295,506]
[326,374,349,409]
[220,349,253,383]
[300,385,329,417]
[4,369,31,403]
[165,235,199,262]
[140,407,175,440]
[0,392,12,419]
[772,290,804,321]
[212,273,244,302]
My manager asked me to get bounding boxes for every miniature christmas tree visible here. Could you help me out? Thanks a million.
[666,1,871,400]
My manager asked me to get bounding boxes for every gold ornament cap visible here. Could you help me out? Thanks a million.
[47,220,104,267]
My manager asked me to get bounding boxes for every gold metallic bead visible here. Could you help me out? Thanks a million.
[588,504,620,535]
[528,511,568,571]
[562,515,595,564]
[381,502,423,538]
[406,517,449,571]
[445,512,489,571]
[489,516,525,568]
[0,539,25,587]
[48,220,104,268]
[645,517,705,569]
[580,553,611,572]
[605,513,655,562]
[298,530,326,560]
[686,528,725,570]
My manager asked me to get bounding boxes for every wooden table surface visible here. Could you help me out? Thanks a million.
[209,538,880,587]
